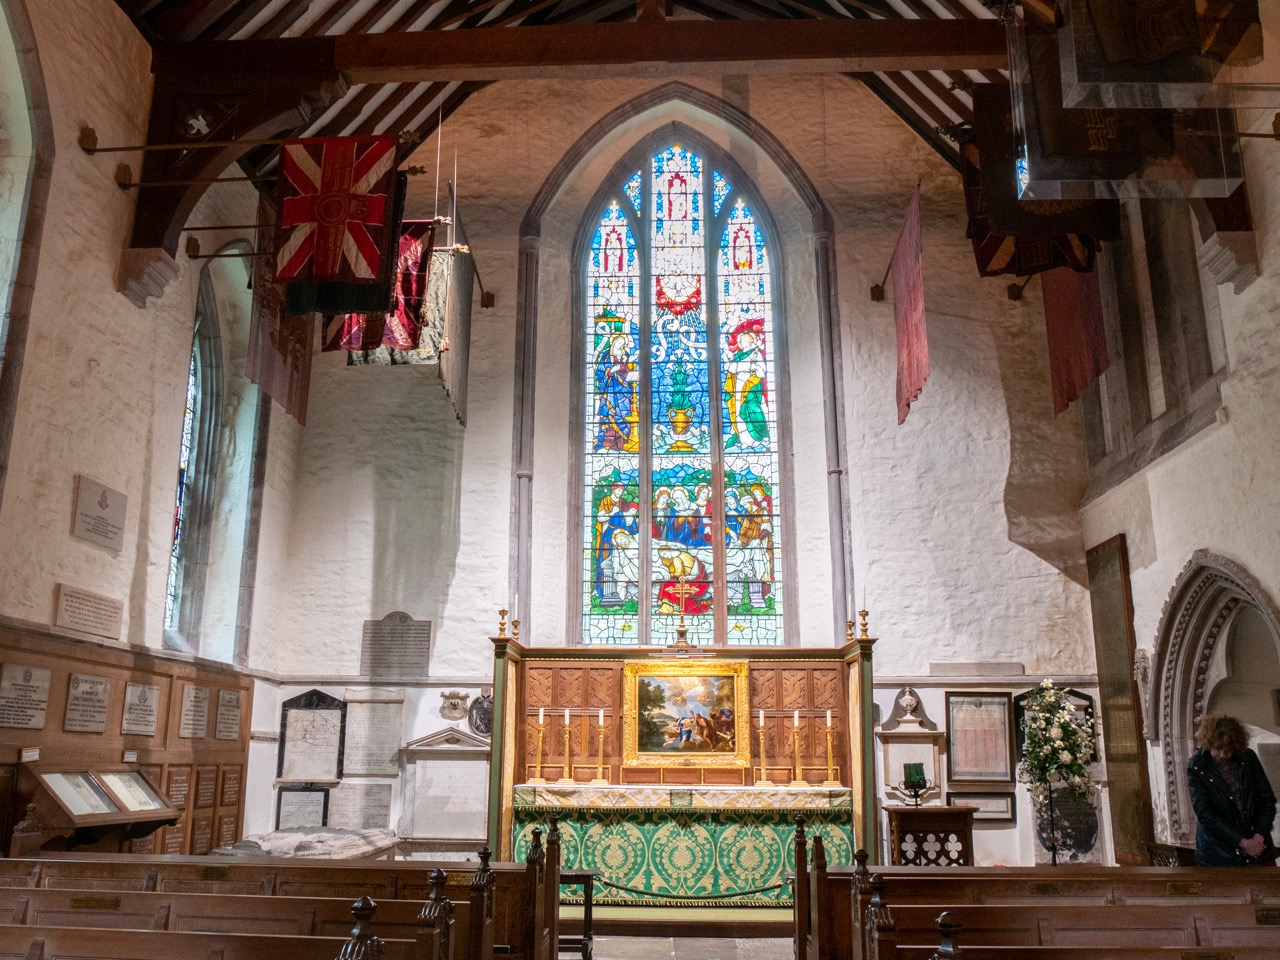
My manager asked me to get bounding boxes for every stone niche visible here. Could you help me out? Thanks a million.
[398,726,491,852]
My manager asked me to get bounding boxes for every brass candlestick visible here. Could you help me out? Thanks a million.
[528,720,548,785]
[821,726,840,787]
[757,721,774,786]
[591,718,608,785]
[556,715,575,785]
[790,723,806,787]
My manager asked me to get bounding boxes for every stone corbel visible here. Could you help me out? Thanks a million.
[1133,648,1155,740]
[119,61,348,306]
[1190,184,1259,295]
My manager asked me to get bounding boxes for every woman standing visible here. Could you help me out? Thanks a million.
[1187,714,1278,866]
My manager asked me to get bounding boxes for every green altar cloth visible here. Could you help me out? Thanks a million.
[512,783,853,907]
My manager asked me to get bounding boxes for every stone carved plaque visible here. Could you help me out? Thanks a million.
[440,690,470,720]
[122,682,160,736]
[468,690,494,737]
[64,674,110,733]
[0,663,51,729]
[282,709,342,781]
[343,701,402,776]
[215,690,242,741]
[327,782,393,830]
[277,788,327,829]
[178,685,209,739]
[360,612,431,679]
[55,583,123,640]
[72,475,127,551]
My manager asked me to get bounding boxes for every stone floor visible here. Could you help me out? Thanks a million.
[593,937,793,960]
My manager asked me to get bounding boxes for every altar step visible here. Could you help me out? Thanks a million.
[559,906,791,938]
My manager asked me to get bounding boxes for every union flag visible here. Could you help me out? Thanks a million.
[274,136,398,284]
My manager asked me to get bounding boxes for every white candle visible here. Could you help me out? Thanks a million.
[758,709,764,727]
[564,708,570,724]
[598,708,604,725]
[826,709,832,728]
[539,707,545,725]
[793,709,799,727]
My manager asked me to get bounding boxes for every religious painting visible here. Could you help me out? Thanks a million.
[622,661,751,768]
[945,692,1014,783]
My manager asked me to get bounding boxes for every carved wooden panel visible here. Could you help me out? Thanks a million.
[588,669,615,708]
[812,669,839,708]
[559,668,585,707]
[781,669,808,708]
[751,668,778,707]
[526,668,554,707]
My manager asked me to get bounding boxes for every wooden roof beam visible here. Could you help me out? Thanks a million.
[152,17,1007,81]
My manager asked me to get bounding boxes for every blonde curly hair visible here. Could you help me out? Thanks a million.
[1197,714,1250,754]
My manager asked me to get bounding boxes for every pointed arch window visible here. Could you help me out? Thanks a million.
[582,143,783,646]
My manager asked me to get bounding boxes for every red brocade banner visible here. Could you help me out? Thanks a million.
[1041,266,1110,416]
[891,186,929,425]
[275,136,397,284]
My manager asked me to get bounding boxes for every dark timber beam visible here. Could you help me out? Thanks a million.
[151,17,1008,81]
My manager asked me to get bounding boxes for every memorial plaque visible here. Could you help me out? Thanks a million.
[166,767,192,808]
[217,815,237,848]
[122,682,160,736]
[191,817,213,855]
[360,612,431,679]
[278,788,327,828]
[282,708,342,781]
[163,821,187,854]
[55,584,123,640]
[343,701,402,776]
[72,475,127,551]
[215,689,242,741]
[195,767,217,808]
[0,663,50,730]
[64,674,110,733]
[130,835,156,855]
[327,782,393,830]
[220,767,242,806]
[179,684,209,739]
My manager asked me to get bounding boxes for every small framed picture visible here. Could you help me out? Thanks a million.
[948,791,1016,823]
[945,692,1014,783]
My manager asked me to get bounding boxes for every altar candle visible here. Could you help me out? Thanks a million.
[539,707,544,725]
[598,708,604,725]
[826,709,832,728]
[793,709,799,727]
[564,708,570,724]
[758,709,764,727]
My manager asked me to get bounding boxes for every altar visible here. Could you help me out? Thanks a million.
[486,620,878,909]
[512,784,853,906]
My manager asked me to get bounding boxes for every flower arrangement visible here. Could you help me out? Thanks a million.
[1018,680,1097,806]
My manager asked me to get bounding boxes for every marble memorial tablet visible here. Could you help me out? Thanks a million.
[282,708,342,781]
[72,476,127,551]
[179,685,209,739]
[343,701,402,776]
[122,682,160,736]
[215,690,242,741]
[0,663,51,730]
[64,674,110,733]
[278,789,327,828]
[55,584,123,640]
[360,612,431,679]
[327,782,393,830]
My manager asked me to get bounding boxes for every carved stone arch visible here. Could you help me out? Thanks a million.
[508,81,853,643]
[1153,550,1280,842]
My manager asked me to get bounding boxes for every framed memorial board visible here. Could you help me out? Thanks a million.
[945,692,1015,784]
[277,786,328,829]
[278,690,346,781]
[622,661,750,768]
[948,791,1016,823]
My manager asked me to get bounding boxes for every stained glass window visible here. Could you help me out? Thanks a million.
[165,352,198,630]
[583,145,783,646]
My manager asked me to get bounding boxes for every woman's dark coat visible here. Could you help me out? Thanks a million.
[1186,747,1277,866]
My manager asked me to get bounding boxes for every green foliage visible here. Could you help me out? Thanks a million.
[1017,680,1097,807]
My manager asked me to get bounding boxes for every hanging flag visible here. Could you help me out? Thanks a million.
[275,136,398,285]
[247,196,314,424]
[1040,267,1110,416]
[322,312,385,353]
[890,185,928,425]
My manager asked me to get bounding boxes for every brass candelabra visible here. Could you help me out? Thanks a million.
[591,715,608,785]
[821,726,840,787]
[790,723,806,787]
[757,720,774,786]
[528,718,548,785]
[556,713,575,785]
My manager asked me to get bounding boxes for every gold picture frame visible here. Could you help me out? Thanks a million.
[622,661,751,768]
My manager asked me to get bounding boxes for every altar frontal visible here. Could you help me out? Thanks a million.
[487,624,876,907]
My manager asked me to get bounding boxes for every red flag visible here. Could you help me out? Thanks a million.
[248,197,314,424]
[1040,267,1110,415]
[275,136,397,284]
[891,186,928,424]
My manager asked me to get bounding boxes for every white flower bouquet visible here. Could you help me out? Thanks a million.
[1017,679,1096,806]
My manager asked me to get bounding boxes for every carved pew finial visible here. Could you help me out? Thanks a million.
[853,849,870,894]
[337,897,384,960]
[931,912,961,959]
[417,870,455,960]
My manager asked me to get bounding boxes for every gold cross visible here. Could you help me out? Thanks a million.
[667,575,697,647]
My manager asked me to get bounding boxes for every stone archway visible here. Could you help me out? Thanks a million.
[1152,551,1280,842]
